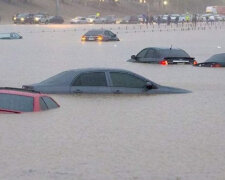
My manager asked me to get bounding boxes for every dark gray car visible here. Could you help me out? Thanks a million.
[81,29,119,41]
[195,53,225,67]
[128,47,197,65]
[23,68,190,94]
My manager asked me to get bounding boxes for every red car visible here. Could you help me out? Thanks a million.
[0,88,60,114]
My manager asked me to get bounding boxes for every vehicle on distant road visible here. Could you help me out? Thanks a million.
[194,53,225,67]
[0,88,59,113]
[33,13,48,24]
[87,15,97,23]
[81,29,119,41]
[128,47,197,65]
[0,32,22,40]
[13,13,34,24]
[43,16,64,24]
[22,68,190,94]
[120,16,139,24]
[70,16,87,24]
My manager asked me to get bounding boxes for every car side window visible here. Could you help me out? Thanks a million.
[39,97,48,110]
[145,49,155,58]
[108,31,115,36]
[104,31,110,36]
[136,49,148,58]
[42,97,58,109]
[73,72,107,87]
[110,72,146,88]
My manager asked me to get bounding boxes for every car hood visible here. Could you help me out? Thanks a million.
[155,85,191,94]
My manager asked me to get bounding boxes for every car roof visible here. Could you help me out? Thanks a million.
[0,88,43,97]
[144,47,183,51]
[66,68,135,73]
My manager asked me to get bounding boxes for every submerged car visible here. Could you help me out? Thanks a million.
[194,53,225,67]
[81,29,119,42]
[22,68,190,94]
[0,32,22,40]
[128,47,197,65]
[0,87,59,113]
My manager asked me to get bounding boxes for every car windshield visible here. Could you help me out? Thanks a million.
[40,71,75,86]
[85,30,104,36]
[206,54,225,63]
[158,49,190,58]
[0,93,34,112]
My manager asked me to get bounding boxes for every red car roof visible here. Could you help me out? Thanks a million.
[0,89,43,97]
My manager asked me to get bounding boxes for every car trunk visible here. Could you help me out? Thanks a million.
[164,57,195,64]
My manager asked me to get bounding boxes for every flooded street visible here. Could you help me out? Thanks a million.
[0,24,225,180]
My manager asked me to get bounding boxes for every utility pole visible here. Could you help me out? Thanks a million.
[56,0,60,16]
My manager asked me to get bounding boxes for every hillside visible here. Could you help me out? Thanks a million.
[0,0,148,23]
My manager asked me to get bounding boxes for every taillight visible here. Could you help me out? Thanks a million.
[211,63,222,68]
[81,35,86,41]
[97,35,103,41]
[159,60,168,66]
[193,60,198,65]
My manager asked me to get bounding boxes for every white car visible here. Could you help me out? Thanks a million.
[70,16,87,24]
[86,15,97,23]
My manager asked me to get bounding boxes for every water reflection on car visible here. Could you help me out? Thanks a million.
[195,53,225,67]
[23,68,190,94]
[128,47,197,65]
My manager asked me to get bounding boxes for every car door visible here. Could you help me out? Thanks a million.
[70,72,111,94]
[109,71,148,94]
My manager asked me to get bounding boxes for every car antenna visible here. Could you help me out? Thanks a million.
[170,45,172,50]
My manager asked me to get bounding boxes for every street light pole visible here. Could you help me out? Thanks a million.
[56,0,60,16]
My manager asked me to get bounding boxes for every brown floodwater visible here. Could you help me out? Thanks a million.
[0,24,225,180]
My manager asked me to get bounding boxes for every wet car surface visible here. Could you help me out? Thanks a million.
[81,29,119,41]
[0,32,22,39]
[128,47,197,65]
[23,68,190,94]
[195,53,225,67]
[0,88,59,113]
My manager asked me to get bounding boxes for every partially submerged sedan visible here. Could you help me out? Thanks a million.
[0,32,22,40]
[81,29,119,41]
[128,47,197,65]
[194,53,225,67]
[23,68,190,94]
[0,88,59,114]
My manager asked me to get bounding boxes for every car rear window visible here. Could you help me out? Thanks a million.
[206,54,225,63]
[158,49,190,58]
[85,30,104,36]
[0,93,33,112]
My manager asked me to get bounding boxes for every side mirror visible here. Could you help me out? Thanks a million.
[131,55,136,59]
[146,82,153,90]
